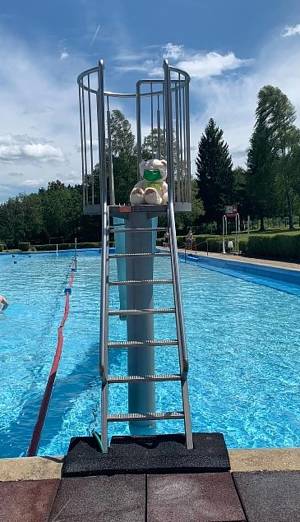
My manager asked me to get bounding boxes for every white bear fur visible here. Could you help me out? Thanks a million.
[130,159,168,206]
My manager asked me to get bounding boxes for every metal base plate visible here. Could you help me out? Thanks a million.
[62,433,230,477]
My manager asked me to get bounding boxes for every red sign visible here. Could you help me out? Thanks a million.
[225,205,238,217]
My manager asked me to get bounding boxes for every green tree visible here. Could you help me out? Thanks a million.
[195,118,233,223]
[232,167,248,217]
[254,85,300,229]
[108,110,137,204]
[0,197,25,245]
[142,128,166,159]
[175,180,204,232]
[110,109,135,157]
[247,121,277,230]
[39,181,81,241]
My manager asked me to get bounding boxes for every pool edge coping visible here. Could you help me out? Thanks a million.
[177,248,300,273]
[0,449,299,481]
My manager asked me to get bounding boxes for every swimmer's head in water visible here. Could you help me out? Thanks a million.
[0,295,8,312]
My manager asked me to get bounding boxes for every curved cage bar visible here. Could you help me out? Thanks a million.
[77,59,192,214]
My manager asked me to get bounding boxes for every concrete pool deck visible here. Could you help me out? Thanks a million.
[1,449,300,521]
[179,248,300,271]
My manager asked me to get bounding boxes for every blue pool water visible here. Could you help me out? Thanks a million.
[0,250,300,457]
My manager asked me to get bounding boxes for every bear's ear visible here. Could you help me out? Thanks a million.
[161,159,167,166]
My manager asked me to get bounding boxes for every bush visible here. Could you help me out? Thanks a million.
[77,242,100,249]
[177,234,224,252]
[0,243,5,252]
[19,241,31,252]
[177,234,248,254]
[34,242,101,252]
[5,239,15,249]
[35,244,57,251]
[247,233,300,260]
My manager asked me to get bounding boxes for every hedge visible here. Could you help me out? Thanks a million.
[175,234,248,254]
[3,234,300,261]
[19,242,31,251]
[34,242,100,251]
[247,233,300,260]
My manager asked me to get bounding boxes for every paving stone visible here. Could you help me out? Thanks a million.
[0,456,63,482]
[229,448,300,472]
[147,472,246,522]
[49,474,145,521]
[234,471,300,522]
[0,479,60,522]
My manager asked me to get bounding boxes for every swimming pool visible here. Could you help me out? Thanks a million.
[0,250,300,457]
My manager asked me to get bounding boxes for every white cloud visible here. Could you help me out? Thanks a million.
[114,51,149,62]
[23,178,45,187]
[0,135,63,162]
[114,59,157,73]
[114,43,250,80]
[282,24,300,37]
[7,171,23,178]
[189,37,300,168]
[0,27,89,200]
[162,43,184,60]
[176,51,251,79]
[60,51,69,60]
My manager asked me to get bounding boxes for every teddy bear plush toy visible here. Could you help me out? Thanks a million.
[130,159,168,205]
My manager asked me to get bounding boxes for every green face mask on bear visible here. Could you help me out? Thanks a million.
[144,170,162,182]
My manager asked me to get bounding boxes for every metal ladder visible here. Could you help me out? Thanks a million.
[99,203,193,452]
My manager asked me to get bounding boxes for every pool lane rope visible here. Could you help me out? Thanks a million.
[27,258,77,457]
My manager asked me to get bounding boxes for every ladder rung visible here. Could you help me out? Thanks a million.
[109,252,170,258]
[110,227,166,233]
[108,308,176,316]
[109,279,173,286]
[108,339,178,348]
[107,411,185,422]
[107,374,181,383]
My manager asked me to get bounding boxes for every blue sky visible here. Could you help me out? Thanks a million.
[1,0,300,201]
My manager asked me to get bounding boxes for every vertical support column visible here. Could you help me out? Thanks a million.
[126,212,155,435]
[222,215,227,254]
[235,213,240,253]
[74,237,78,271]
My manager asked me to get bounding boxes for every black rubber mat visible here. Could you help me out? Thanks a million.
[62,432,230,477]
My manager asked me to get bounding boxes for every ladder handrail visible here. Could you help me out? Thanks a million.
[164,59,189,373]
[164,59,193,450]
[98,61,110,453]
[98,59,107,381]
